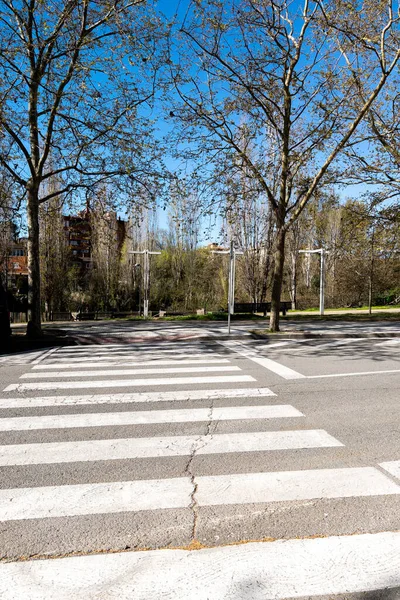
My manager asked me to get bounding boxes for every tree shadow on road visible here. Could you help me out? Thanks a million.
[260,338,400,366]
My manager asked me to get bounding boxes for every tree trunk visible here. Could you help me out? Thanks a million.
[27,187,42,338]
[269,227,286,332]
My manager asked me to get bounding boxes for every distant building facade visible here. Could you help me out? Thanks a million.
[63,209,127,272]
[63,212,92,271]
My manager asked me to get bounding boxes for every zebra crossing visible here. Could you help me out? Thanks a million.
[1,340,400,598]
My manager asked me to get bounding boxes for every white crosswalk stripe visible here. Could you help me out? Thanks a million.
[4,374,255,391]
[53,343,216,353]
[0,430,342,465]
[0,466,398,522]
[1,341,399,599]
[21,365,240,379]
[196,467,400,505]
[0,404,302,430]
[380,460,400,479]
[0,387,276,408]
[32,356,227,368]
[2,531,398,600]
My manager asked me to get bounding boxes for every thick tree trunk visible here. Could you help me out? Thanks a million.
[269,227,286,332]
[27,187,42,338]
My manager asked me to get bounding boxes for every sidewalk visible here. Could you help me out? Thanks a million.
[7,314,400,350]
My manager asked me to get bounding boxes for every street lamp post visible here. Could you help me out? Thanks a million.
[133,263,141,315]
[129,249,161,318]
[212,241,243,334]
[299,248,328,316]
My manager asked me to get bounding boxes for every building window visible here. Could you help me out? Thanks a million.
[11,249,24,256]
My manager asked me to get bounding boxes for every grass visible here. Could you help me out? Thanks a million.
[114,308,400,323]
[280,312,400,322]
[299,305,400,312]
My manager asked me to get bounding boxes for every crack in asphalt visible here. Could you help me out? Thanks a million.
[183,398,215,542]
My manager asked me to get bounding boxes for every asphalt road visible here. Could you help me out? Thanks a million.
[0,326,399,598]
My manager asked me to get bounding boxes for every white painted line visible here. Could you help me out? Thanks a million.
[34,355,226,368]
[22,365,239,379]
[0,387,276,409]
[0,466,397,523]
[375,339,400,347]
[4,375,255,392]
[380,461,400,481]
[307,369,400,379]
[254,341,293,349]
[2,532,400,599]
[43,350,224,360]
[220,341,305,380]
[43,354,223,364]
[54,343,208,353]
[246,355,306,379]
[0,478,192,521]
[196,467,400,505]
[0,430,341,465]
[31,347,59,365]
[0,405,302,431]
[197,429,342,455]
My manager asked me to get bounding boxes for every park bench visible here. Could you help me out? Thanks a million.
[233,302,291,316]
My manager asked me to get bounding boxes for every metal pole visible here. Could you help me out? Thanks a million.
[143,250,149,318]
[228,241,234,333]
[299,248,328,316]
[211,243,243,335]
[319,249,325,316]
[138,276,142,316]
[129,249,161,319]
[230,248,236,315]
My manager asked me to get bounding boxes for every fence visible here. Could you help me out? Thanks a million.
[10,312,28,324]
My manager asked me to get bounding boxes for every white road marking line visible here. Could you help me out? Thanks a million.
[21,365,240,379]
[253,341,293,349]
[54,343,209,353]
[0,479,192,521]
[0,349,55,366]
[47,350,222,360]
[220,340,305,380]
[36,355,225,368]
[4,375,255,392]
[31,347,59,365]
[0,405,302,431]
[0,430,342,465]
[2,531,399,599]
[307,369,400,379]
[380,461,400,481]
[0,387,276,409]
[247,355,306,379]
[375,339,400,347]
[196,467,400,505]
[0,467,397,522]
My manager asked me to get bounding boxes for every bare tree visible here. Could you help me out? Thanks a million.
[224,177,273,305]
[169,0,400,330]
[0,0,163,336]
